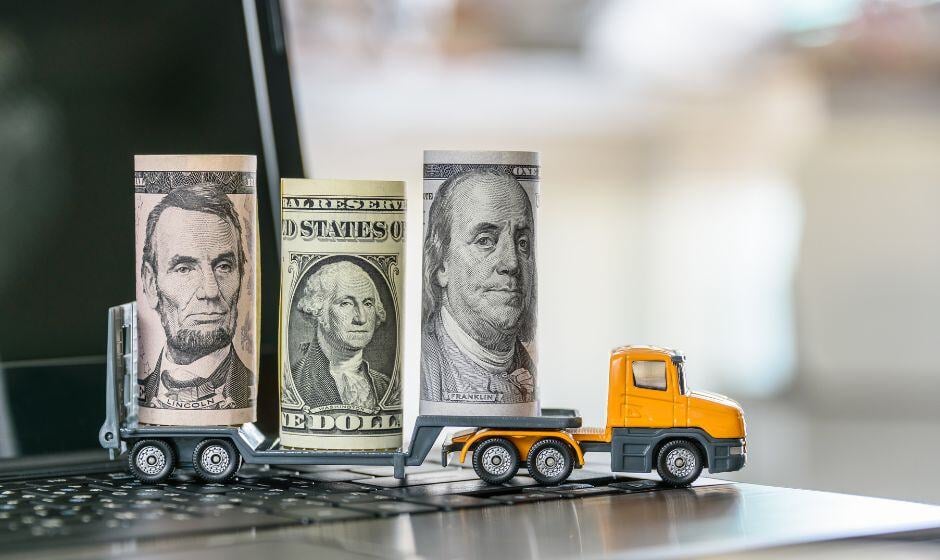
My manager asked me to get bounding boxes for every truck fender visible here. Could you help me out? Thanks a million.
[610,427,744,474]
[457,429,585,466]
[651,435,710,470]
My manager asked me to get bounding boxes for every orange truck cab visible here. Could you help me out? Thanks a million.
[444,345,747,487]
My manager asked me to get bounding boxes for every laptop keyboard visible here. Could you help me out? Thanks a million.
[0,464,680,549]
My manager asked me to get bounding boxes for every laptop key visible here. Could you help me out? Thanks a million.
[87,482,129,491]
[543,485,624,498]
[268,497,332,509]
[68,494,96,501]
[346,463,447,477]
[84,473,135,482]
[491,492,563,504]
[608,480,663,492]
[503,476,541,488]
[253,476,297,487]
[29,488,79,499]
[292,470,372,483]
[520,482,609,498]
[355,468,479,489]
[523,483,593,492]
[397,494,503,511]
[31,500,69,510]
[129,499,163,510]
[168,472,197,483]
[194,495,229,503]
[227,488,293,499]
[320,492,394,505]
[23,478,72,487]
[286,481,373,494]
[132,488,166,499]
[281,506,375,524]
[171,484,230,495]
[564,470,623,485]
[341,501,440,517]
[379,479,514,498]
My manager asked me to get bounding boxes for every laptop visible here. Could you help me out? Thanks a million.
[2,1,940,558]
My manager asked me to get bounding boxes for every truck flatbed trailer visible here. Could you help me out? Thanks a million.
[115,413,582,480]
[99,303,584,483]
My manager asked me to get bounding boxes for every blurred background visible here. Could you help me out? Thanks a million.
[281,0,940,503]
[1,0,938,506]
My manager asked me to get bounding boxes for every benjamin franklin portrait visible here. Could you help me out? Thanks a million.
[421,170,537,404]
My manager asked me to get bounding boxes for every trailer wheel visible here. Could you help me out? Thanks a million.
[656,439,703,487]
[129,439,175,484]
[192,439,241,483]
[526,438,574,485]
[472,437,520,485]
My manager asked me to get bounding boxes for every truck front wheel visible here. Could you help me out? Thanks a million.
[526,438,575,485]
[192,439,241,483]
[472,437,520,484]
[656,439,703,487]
[129,439,176,483]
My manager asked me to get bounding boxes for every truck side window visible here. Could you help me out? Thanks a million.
[632,360,667,391]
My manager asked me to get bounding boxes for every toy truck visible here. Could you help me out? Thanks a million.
[443,345,747,486]
[99,303,746,486]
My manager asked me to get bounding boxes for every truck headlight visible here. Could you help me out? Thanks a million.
[730,446,744,456]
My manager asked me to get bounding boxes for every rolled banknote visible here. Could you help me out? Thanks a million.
[421,151,540,416]
[279,179,405,450]
[134,155,259,426]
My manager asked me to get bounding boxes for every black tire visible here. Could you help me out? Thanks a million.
[656,439,703,487]
[526,438,575,485]
[128,439,176,483]
[192,439,241,483]
[472,437,520,485]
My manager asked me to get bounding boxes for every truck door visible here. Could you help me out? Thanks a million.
[624,359,674,428]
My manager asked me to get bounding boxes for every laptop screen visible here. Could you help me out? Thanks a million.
[0,0,291,460]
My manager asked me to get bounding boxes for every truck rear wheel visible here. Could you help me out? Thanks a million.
[192,439,241,483]
[129,439,175,483]
[472,437,520,484]
[656,439,703,487]
[526,438,574,485]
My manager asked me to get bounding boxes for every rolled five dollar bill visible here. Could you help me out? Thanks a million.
[134,155,259,426]
[279,179,405,450]
[421,150,540,416]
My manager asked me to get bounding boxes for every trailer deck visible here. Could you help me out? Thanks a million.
[117,412,582,478]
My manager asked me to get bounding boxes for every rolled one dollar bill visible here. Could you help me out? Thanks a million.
[134,155,259,426]
[279,179,405,450]
[420,150,540,416]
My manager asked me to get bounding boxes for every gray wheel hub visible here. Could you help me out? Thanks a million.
[665,447,696,478]
[481,445,513,476]
[200,445,231,475]
[535,448,566,478]
[135,446,167,476]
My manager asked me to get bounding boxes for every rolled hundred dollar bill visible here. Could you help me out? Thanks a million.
[279,179,404,450]
[421,151,539,416]
[135,155,259,426]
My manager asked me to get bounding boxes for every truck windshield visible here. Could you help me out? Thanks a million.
[677,362,687,395]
